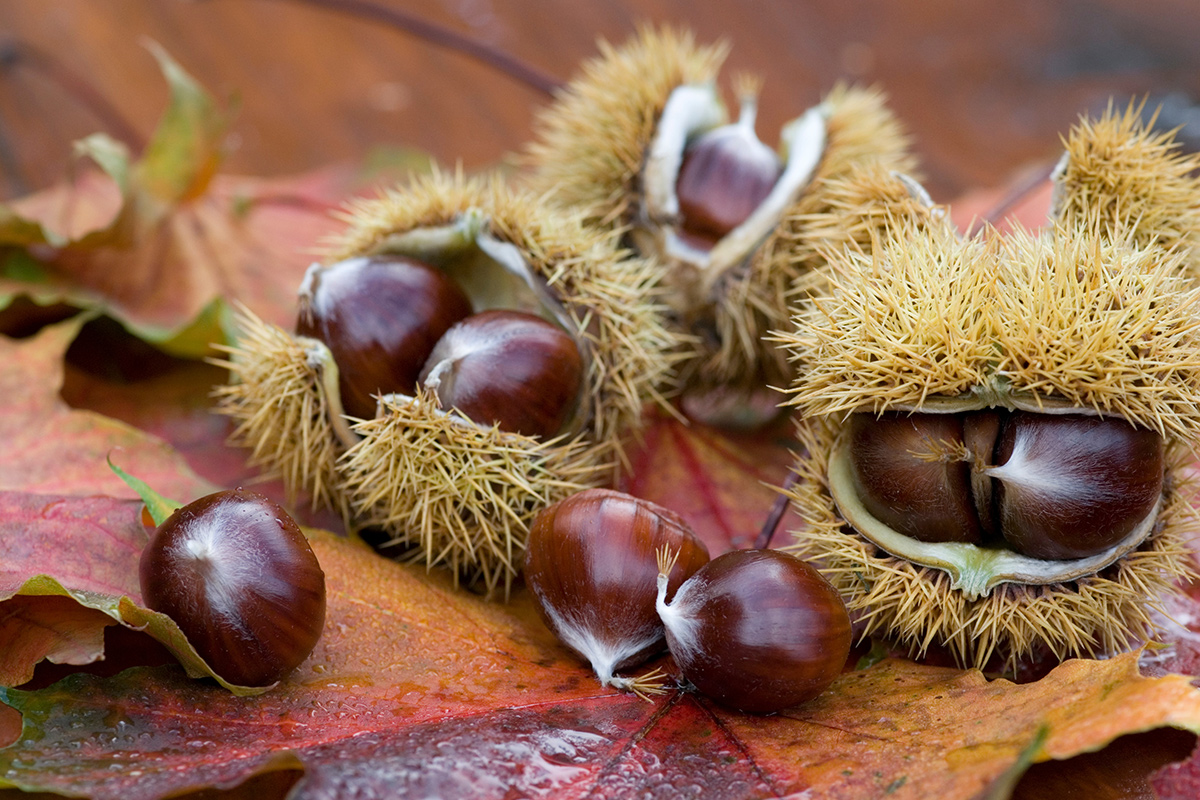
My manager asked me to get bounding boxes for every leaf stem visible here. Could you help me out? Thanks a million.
[967,160,1056,237]
[753,470,798,549]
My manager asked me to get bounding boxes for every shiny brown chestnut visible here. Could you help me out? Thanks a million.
[420,309,584,438]
[846,411,985,544]
[524,488,711,693]
[139,489,327,686]
[990,411,1164,560]
[847,409,1165,559]
[296,255,473,419]
[656,549,851,714]
[675,101,782,249]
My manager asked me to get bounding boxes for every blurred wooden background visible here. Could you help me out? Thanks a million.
[3,0,1200,202]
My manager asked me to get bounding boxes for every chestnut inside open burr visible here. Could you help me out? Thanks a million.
[846,409,1164,560]
[675,105,782,250]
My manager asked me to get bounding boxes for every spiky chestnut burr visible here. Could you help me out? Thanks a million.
[215,170,675,597]
[656,548,850,714]
[524,489,710,696]
[777,196,1200,669]
[139,489,326,687]
[296,255,472,420]
[526,26,920,406]
[1050,102,1200,265]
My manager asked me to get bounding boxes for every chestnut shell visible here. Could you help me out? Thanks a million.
[660,549,851,714]
[296,255,473,419]
[846,412,983,544]
[139,489,327,686]
[420,309,584,439]
[524,489,710,680]
[676,124,781,247]
[992,411,1164,560]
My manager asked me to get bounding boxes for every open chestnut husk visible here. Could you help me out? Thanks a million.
[139,489,326,687]
[776,110,1200,668]
[656,549,850,714]
[215,171,674,595]
[524,489,710,695]
[527,25,925,411]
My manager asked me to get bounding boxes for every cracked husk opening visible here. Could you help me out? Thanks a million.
[787,417,1197,670]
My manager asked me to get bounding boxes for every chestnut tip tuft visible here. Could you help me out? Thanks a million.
[656,548,851,714]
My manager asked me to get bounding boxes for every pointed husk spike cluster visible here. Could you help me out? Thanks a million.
[775,111,1200,669]
[525,25,916,405]
[215,170,675,595]
[1050,101,1200,264]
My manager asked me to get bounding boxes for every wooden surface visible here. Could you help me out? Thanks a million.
[3,0,1200,202]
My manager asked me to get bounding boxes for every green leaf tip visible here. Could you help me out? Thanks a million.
[106,455,183,527]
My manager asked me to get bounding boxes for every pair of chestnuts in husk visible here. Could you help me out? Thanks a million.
[524,489,851,714]
[848,409,1163,561]
[296,254,584,440]
[215,173,673,595]
[139,489,326,688]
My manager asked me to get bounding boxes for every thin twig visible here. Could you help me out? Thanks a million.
[0,38,145,151]
[753,470,798,550]
[270,0,562,96]
[966,159,1056,237]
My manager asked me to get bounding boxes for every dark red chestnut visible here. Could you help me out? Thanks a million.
[296,255,473,419]
[139,489,327,687]
[675,100,781,249]
[656,549,851,714]
[847,411,985,544]
[524,489,710,693]
[420,309,584,438]
[989,411,1163,560]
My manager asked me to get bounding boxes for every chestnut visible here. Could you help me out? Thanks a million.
[296,255,473,419]
[675,98,782,249]
[524,489,710,694]
[138,489,327,687]
[846,411,985,544]
[420,309,584,439]
[989,411,1164,560]
[846,409,1165,560]
[656,549,851,714]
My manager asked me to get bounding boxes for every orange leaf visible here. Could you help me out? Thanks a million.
[2,519,1200,798]
[0,48,398,358]
[0,318,214,501]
